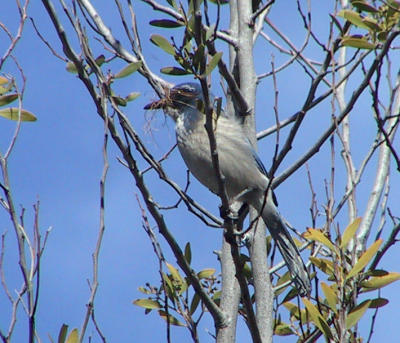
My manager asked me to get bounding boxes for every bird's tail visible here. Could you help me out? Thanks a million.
[250,194,311,296]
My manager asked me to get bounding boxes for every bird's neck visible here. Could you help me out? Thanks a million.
[175,105,205,136]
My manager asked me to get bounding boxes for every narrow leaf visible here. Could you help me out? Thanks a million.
[205,24,216,41]
[115,61,142,79]
[158,310,186,326]
[0,83,13,95]
[283,302,300,320]
[65,329,79,343]
[161,66,191,75]
[0,107,37,122]
[208,0,229,4]
[0,94,18,106]
[0,76,8,85]
[309,257,335,275]
[189,293,200,314]
[138,286,151,294]
[351,1,378,13]
[274,323,294,336]
[361,272,400,291]
[150,34,175,55]
[346,300,371,329]
[95,54,106,66]
[57,324,68,343]
[166,262,183,284]
[162,272,176,302]
[340,217,361,249]
[369,297,389,308]
[346,239,382,280]
[321,282,338,313]
[112,96,127,107]
[197,268,216,279]
[149,19,183,28]
[302,298,333,339]
[341,36,376,49]
[125,92,141,102]
[337,9,370,29]
[184,242,192,265]
[304,228,336,252]
[203,52,222,77]
[133,298,161,309]
[362,17,382,32]
[166,0,178,8]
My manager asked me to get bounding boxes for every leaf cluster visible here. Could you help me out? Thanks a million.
[337,0,400,49]
[275,218,400,341]
[0,76,36,122]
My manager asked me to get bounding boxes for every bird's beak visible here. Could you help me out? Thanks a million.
[143,99,165,110]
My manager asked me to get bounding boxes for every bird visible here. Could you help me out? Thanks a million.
[144,82,311,296]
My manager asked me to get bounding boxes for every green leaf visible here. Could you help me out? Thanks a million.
[150,34,175,55]
[283,302,300,320]
[368,269,389,277]
[304,228,336,252]
[95,54,106,66]
[369,297,389,308]
[361,272,400,291]
[166,262,183,284]
[133,298,161,309]
[203,51,222,77]
[309,257,335,275]
[161,66,191,75]
[65,329,79,343]
[112,96,127,107]
[66,62,78,74]
[205,24,216,41]
[162,272,176,301]
[158,310,185,326]
[184,242,192,265]
[166,0,178,9]
[321,282,338,313]
[338,9,370,29]
[149,19,183,28]
[189,293,200,314]
[197,268,216,279]
[274,323,294,336]
[302,298,333,340]
[341,36,376,49]
[340,217,361,250]
[362,17,382,32]
[125,92,141,102]
[0,76,8,85]
[115,61,142,79]
[351,1,379,13]
[0,94,18,106]
[0,107,37,122]
[346,239,382,280]
[57,324,68,343]
[208,0,229,4]
[346,300,371,329]
[138,286,151,294]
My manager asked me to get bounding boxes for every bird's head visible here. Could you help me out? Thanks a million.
[144,82,207,112]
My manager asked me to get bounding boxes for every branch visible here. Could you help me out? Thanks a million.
[273,30,400,188]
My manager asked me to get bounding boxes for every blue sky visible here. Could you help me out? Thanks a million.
[1,1,400,342]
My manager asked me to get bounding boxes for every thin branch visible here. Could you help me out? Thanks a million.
[273,30,400,188]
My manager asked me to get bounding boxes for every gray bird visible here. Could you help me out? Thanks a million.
[145,82,311,296]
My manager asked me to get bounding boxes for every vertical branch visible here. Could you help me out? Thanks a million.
[357,74,400,249]
[236,1,273,342]
[215,2,242,343]
[79,98,109,343]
